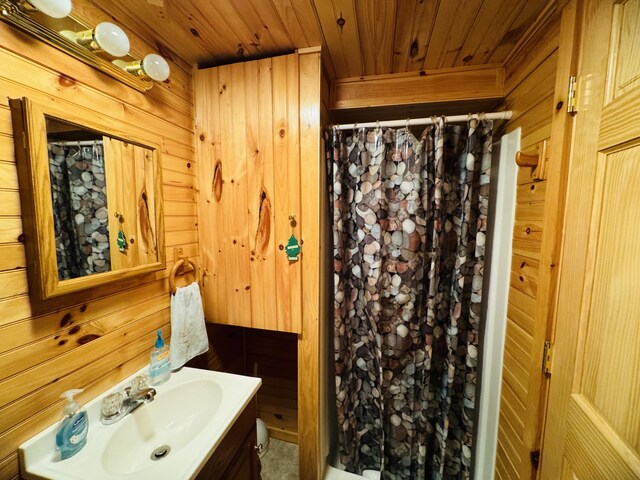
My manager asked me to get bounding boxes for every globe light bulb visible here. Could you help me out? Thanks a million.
[141,53,170,82]
[94,22,130,57]
[28,0,72,18]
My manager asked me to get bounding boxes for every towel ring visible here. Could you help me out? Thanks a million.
[169,258,198,295]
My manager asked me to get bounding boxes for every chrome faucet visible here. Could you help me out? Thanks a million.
[101,386,156,425]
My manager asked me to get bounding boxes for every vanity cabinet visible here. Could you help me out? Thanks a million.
[195,50,321,334]
[196,396,258,480]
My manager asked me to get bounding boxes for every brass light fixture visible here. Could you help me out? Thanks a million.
[0,0,170,91]
[61,21,130,57]
[114,54,171,82]
[1,0,71,18]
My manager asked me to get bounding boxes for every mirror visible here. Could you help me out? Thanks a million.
[10,97,165,302]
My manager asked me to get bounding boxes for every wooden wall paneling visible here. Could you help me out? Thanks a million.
[246,58,277,331]
[0,244,25,272]
[0,280,170,354]
[0,293,169,383]
[0,195,21,218]
[298,48,322,480]
[533,0,580,474]
[284,54,302,334]
[272,54,302,334]
[196,52,304,334]
[0,56,192,154]
[0,135,15,162]
[195,68,228,325]
[224,63,253,327]
[495,1,579,478]
[330,65,504,111]
[0,23,192,130]
[0,9,195,476]
[505,52,558,123]
[272,55,293,332]
[503,9,562,96]
[521,1,579,476]
[135,145,160,265]
[0,311,169,431]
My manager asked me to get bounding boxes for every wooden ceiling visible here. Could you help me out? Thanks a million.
[97,0,550,79]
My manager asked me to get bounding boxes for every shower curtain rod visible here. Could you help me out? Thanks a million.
[49,140,103,146]
[332,110,512,130]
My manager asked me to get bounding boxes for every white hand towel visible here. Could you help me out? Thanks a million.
[170,281,209,369]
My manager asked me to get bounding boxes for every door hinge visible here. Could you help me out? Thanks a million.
[542,340,554,374]
[530,450,540,469]
[567,75,578,114]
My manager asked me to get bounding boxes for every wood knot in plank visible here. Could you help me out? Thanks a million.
[212,160,223,202]
[77,334,100,345]
[60,313,73,328]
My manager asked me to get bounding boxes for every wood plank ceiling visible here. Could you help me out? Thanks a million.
[94,0,550,79]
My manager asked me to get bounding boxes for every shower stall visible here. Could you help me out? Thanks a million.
[322,113,518,480]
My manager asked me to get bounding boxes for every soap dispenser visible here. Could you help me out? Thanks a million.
[55,389,89,460]
[149,329,171,385]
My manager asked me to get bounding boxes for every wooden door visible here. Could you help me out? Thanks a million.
[541,0,640,478]
[195,54,303,333]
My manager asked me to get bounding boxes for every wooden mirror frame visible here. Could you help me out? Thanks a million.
[9,97,165,302]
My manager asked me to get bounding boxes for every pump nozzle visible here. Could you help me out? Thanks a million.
[155,329,165,348]
[60,389,84,415]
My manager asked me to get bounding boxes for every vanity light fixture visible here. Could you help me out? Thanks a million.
[0,1,168,89]
[1,0,71,18]
[62,21,130,57]
[114,53,170,82]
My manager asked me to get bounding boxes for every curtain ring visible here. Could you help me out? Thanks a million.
[375,120,381,131]
[405,118,410,131]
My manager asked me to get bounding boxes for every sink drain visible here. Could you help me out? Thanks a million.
[150,445,171,461]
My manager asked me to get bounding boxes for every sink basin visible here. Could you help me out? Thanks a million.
[19,367,261,480]
[101,379,222,476]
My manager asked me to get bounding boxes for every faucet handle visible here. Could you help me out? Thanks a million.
[129,374,150,394]
[101,392,123,418]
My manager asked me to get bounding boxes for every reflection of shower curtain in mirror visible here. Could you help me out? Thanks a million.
[48,142,110,280]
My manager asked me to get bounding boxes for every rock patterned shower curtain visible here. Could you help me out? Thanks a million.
[48,142,110,280]
[327,117,492,480]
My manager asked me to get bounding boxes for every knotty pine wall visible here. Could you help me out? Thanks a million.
[0,14,197,479]
[494,4,563,480]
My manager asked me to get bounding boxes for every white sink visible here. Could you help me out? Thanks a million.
[19,367,261,480]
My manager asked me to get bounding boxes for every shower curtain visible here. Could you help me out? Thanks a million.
[48,142,110,280]
[328,118,492,480]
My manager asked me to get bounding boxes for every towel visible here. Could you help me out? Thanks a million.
[170,281,209,369]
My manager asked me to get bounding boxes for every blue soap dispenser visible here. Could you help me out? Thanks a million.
[149,329,171,385]
[55,389,88,460]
